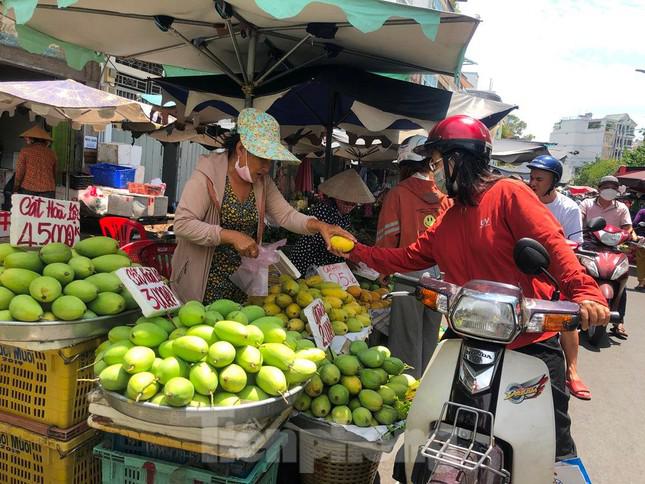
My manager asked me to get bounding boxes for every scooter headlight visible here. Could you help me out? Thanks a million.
[579,255,599,278]
[449,281,521,343]
[599,231,622,246]
[611,257,630,280]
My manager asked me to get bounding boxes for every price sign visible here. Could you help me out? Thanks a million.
[116,266,182,317]
[303,299,334,349]
[0,211,10,238]
[317,262,360,289]
[10,195,80,247]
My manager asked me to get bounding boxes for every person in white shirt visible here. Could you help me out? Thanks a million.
[529,155,590,401]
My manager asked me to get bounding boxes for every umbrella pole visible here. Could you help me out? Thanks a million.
[325,93,337,178]
[245,30,257,108]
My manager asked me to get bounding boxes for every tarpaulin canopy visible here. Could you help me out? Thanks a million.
[155,66,517,134]
[491,139,551,165]
[6,0,480,98]
[617,170,645,193]
[0,78,154,129]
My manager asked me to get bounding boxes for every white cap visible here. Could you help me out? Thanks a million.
[397,135,428,163]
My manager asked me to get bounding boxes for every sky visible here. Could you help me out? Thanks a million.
[459,0,645,141]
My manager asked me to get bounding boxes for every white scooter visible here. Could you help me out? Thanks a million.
[392,238,617,483]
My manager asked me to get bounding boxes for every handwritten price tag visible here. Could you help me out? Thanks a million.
[10,195,80,247]
[116,266,182,317]
[303,299,334,349]
[317,262,359,290]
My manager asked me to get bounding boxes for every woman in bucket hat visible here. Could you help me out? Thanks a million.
[14,126,57,199]
[289,169,375,275]
[171,108,354,304]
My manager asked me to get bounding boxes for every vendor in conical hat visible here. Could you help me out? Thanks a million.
[289,169,374,274]
[14,126,57,199]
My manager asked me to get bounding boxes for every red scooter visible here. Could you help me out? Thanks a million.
[568,217,631,345]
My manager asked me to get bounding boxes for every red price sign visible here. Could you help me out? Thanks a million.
[10,195,80,247]
[317,263,359,290]
[303,299,334,349]
[116,266,182,316]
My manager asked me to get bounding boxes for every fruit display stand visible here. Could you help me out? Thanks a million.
[87,389,290,460]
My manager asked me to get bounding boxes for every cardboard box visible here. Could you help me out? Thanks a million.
[107,193,168,218]
[98,143,142,165]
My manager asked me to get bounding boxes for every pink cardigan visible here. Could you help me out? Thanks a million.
[171,152,314,303]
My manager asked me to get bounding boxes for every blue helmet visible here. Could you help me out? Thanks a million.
[527,155,563,185]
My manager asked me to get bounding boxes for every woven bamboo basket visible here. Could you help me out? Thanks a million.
[299,430,382,484]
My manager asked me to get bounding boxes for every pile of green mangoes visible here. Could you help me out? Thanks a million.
[0,237,138,322]
[294,341,417,427]
[94,298,326,407]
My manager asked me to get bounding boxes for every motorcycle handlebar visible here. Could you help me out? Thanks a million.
[576,249,598,258]
[609,311,621,323]
[391,273,421,286]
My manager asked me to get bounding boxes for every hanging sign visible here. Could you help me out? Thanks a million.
[303,299,334,349]
[116,266,182,317]
[317,262,360,289]
[10,195,80,247]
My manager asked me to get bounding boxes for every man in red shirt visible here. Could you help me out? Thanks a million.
[341,115,609,460]
[375,135,451,377]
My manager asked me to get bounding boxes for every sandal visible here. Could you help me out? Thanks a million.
[610,325,628,339]
[566,379,592,401]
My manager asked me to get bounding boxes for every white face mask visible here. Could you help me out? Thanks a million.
[235,151,254,183]
[600,188,619,201]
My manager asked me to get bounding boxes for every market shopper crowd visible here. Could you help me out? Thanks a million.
[168,108,640,469]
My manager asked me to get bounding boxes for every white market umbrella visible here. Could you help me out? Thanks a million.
[0,78,154,129]
[7,0,481,104]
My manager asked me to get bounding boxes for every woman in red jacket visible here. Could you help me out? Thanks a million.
[343,115,609,460]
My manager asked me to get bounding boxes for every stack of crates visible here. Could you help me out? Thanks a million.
[93,432,287,484]
[0,338,103,483]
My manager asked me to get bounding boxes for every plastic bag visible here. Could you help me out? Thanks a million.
[78,185,108,215]
[229,239,286,297]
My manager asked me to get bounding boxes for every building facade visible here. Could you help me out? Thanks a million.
[549,113,636,172]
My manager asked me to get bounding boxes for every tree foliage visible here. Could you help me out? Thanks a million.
[573,158,620,186]
[621,144,645,167]
[501,114,535,141]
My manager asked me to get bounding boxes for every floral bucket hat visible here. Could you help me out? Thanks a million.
[237,108,300,163]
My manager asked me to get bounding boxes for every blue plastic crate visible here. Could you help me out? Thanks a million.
[104,434,258,477]
[93,433,285,484]
[89,162,136,188]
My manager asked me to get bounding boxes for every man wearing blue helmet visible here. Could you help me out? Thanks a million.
[528,155,589,400]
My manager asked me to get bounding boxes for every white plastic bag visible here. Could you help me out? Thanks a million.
[229,239,286,297]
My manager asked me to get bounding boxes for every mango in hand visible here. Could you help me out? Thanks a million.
[330,236,355,253]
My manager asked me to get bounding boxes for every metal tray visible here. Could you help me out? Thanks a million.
[0,310,140,343]
[101,384,305,427]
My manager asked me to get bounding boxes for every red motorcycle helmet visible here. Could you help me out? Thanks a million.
[415,115,493,158]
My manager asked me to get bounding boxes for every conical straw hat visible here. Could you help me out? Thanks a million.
[319,169,375,204]
[20,126,52,141]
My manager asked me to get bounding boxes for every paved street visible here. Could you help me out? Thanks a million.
[569,276,645,484]
[379,275,644,483]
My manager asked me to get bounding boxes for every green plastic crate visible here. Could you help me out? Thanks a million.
[93,433,285,484]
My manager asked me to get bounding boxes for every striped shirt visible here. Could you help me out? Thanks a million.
[15,144,57,193]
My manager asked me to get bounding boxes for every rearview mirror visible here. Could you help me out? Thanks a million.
[513,238,551,276]
[639,222,645,228]
[586,217,606,232]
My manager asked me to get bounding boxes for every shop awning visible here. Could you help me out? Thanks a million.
[0,79,154,129]
[491,139,551,165]
[617,170,645,192]
[6,0,480,81]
